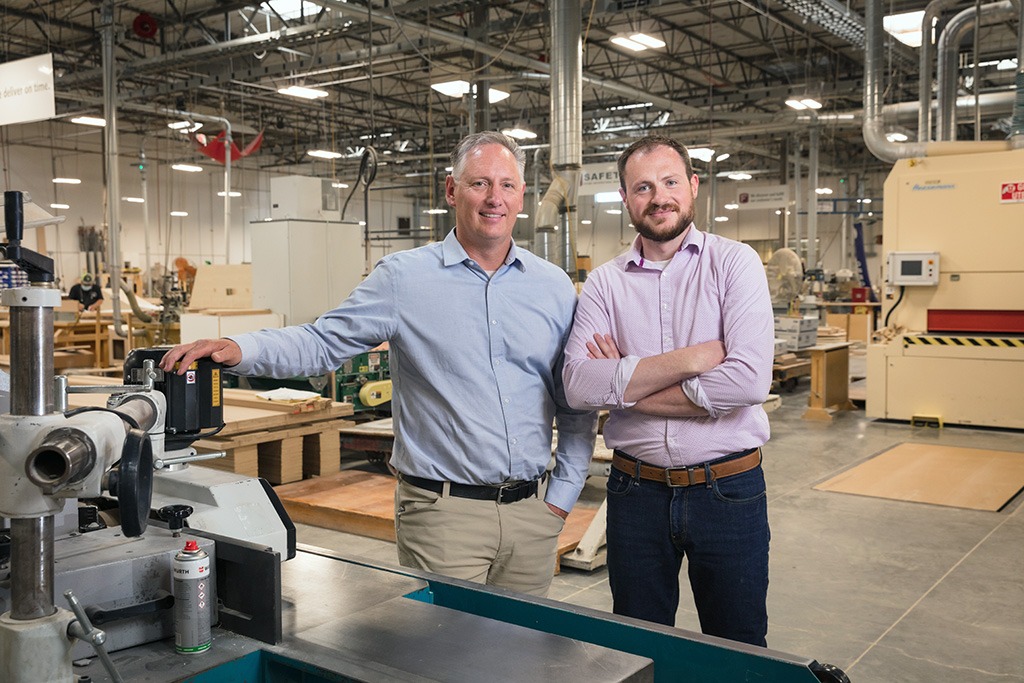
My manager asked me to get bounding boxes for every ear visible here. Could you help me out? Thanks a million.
[618,187,627,202]
[445,175,456,206]
[690,173,700,197]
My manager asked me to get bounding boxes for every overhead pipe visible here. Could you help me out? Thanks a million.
[918,0,963,141]
[101,1,127,339]
[535,0,583,276]
[1012,0,1024,147]
[936,1,1016,141]
[159,108,233,264]
[863,0,1014,163]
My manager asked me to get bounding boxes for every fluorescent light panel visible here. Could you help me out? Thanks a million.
[688,147,715,163]
[71,116,106,127]
[502,128,536,140]
[307,149,342,159]
[52,177,81,184]
[594,191,622,204]
[122,197,145,203]
[50,203,70,209]
[170,211,188,217]
[278,84,329,99]
[171,163,203,173]
[217,191,242,197]
[430,80,509,103]
[727,172,752,180]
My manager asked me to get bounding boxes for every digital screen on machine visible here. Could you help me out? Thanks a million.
[900,260,923,276]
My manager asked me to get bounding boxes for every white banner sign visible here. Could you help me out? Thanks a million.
[736,184,790,209]
[580,163,620,196]
[0,54,56,127]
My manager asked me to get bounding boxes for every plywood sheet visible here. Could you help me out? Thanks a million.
[276,470,600,564]
[815,442,1024,511]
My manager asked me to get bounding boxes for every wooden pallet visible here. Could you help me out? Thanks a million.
[275,470,601,571]
[195,419,354,484]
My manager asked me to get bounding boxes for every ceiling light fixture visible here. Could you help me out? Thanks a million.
[168,120,203,133]
[307,149,342,159]
[170,211,189,217]
[217,191,242,197]
[278,84,329,100]
[886,132,909,142]
[52,177,81,184]
[332,182,349,189]
[815,187,834,195]
[430,80,510,103]
[628,33,666,49]
[785,98,823,111]
[122,196,145,203]
[714,216,729,222]
[49,203,70,210]
[724,203,739,210]
[594,191,623,204]
[423,208,448,215]
[501,127,536,140]
[171,163,203,173]
[581,219,593,225]
[605,209,623,215]
[71,116,106,127]
[727,172,752,180]
[715,152,731,162]
[688,148,715,163]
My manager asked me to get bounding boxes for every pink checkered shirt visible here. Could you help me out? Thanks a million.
[563,228,774,467]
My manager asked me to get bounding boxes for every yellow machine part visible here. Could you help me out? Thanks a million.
[359,380,392,407]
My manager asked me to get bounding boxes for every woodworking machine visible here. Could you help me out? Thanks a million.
[867,150,1024,428]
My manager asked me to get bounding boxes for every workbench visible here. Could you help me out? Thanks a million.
[76,546,840,682]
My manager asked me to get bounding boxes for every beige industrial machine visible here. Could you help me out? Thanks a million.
[867,149,1024,428]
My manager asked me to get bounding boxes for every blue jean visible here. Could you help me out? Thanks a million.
[605,451,770,647]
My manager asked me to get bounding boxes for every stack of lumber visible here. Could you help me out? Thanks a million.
[65,375,354,484]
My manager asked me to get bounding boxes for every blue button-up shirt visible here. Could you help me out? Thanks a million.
[231,229,597,511]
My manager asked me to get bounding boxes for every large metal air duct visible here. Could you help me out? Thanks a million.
[918,0,962,141]
[936,0,1016,141]
[535,0,583,275]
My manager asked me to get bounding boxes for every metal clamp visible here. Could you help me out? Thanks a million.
[65,589,124,683]
[154,449,226,469]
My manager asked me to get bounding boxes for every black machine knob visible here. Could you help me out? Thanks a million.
[810,661,851,683]
[158,504,194,536]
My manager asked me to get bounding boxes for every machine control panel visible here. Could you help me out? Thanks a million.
[887,251,940,286]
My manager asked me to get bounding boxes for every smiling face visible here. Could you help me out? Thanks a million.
[619,144,700,250]
[445,142,526,259]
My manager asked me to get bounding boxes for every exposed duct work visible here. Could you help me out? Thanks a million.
[535,0,582,276]
[935,1,1017,141]
[918,0,963,142]
[863,0,1016,163]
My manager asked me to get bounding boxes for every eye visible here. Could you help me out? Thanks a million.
[502,182,517,190]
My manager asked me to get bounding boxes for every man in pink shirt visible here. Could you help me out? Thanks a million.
[563,135,775,646]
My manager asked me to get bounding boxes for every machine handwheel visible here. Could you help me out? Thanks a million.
[112,428,154,537]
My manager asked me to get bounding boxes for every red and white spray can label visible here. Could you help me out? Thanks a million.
[172,539,212,654]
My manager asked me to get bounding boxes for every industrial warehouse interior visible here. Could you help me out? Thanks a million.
[0,1,1022,682]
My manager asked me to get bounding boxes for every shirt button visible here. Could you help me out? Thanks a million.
[495,359,501,365]
[511,438,518,445]
[504,398,510,404]
[491,320,497,325]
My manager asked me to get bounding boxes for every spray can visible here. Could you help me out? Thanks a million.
[172,539,212,654]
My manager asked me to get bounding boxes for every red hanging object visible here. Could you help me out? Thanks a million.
[191,129,265,164]
[132,13,158,40]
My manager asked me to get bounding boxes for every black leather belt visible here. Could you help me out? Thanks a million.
[402,475,539,504]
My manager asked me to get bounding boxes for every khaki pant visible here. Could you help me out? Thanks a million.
[394,477,565,597]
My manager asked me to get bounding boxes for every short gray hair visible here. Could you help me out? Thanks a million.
[450,131,526,183]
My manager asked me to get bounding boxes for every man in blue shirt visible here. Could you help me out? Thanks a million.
[161,131,597,596]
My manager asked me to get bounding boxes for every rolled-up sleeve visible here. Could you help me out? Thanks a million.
[684,246,774,414]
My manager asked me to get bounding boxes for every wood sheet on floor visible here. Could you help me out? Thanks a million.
[814,442,1024,511]
[275,470,600,571]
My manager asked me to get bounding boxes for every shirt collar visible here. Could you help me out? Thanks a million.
[624,223,703,270]
[442,227,525,271]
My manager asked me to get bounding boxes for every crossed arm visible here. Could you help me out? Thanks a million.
[583,333,725,417]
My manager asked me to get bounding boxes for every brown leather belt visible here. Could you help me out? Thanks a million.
[611,448,761,488]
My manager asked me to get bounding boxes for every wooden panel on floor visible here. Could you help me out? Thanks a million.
[276,470,603,572]
[815,442,1024,511]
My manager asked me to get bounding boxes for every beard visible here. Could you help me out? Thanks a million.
[631,203,694,243]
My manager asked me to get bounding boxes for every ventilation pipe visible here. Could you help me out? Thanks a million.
[535,0,582,276]
[918,0,962,141]
[101,1,127,338]
[1012,0,1024,148]
[936,1,1016,141]
[863,0,1014,163]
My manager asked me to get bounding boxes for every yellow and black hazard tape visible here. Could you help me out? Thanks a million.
[903,335,1024,348]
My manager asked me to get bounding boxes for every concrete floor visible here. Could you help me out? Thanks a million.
[295,380,1024,683]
